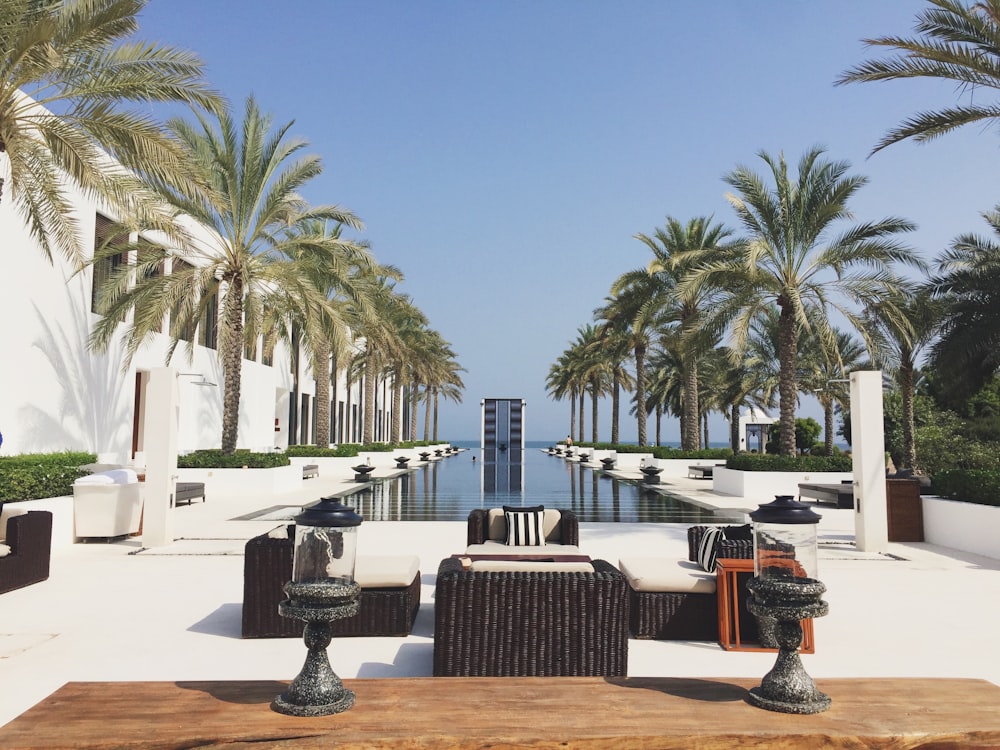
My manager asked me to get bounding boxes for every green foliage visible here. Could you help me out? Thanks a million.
[579,443,732,459]
[932,470,1000,507]
[177,450,290,469]
[726,453,853,472]
[0,451,97,502]
[285,445,359,458]
[764,417,823,455]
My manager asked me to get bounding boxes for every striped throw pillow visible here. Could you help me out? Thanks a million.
[503,506,546,546]
[697,526,723,572]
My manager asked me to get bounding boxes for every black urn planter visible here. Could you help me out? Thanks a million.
[351,464,375,481]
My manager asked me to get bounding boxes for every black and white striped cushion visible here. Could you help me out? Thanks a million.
[697,526,723,572]
[503,506,546,546]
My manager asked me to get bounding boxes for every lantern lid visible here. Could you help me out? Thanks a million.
[750,494,822,524]
[294,496,363,528]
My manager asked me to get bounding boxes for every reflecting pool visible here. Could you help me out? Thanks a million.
[343,446,746,524]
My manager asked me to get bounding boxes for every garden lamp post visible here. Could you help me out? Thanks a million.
[271,496,362,717]
[746,495,830,714]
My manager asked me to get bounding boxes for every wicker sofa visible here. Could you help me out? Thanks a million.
[0,509,53,595]
[618,524,757,641]
[242,525,421,638]
[433,557,629,677]
[466,507,580,553]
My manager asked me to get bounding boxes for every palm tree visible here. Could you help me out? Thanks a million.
[684,147,918,455]
[837,0,1000,154]
[1,0,221,265]
[637,216,734,451]
[591,301,636,446]
[546,353,577,442]
[927,209,1000,404]
[607,269,666,446]
[799,322,868,455]
[575,324,612,443]
[90,96,362,454]
[282,220,375,448]
[711,342,777,453]
[864,286,943,468]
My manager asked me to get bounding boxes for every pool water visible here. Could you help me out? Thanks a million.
[343,447,746,524]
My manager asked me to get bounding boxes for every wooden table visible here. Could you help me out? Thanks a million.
[2,677,999,748]
[716,557,814,653]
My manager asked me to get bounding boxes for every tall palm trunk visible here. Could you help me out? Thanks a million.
[314,337,331,448]
[682,360,699,451]
[363,355,376,444]
[433,388,440,442]
[423,390,432,442]
[410,382,420,442]
[702,413,709,449]
[569,388,576,438]
[655,405,662,447]
[900,361,916,469]
[777,299,799,456]
[635,342,647,446]
[730,404,740,453]
[330,351,339,445]
[391,379,403,444]
[345,370,353,443]
[611,371,620,444]
[824,397,835,456]
[591,379,599,443]
[578,388,585,444]
[220,277,244,454]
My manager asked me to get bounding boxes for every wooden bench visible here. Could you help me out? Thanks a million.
[302,464,319,479]
[798,482,853,509]
[174,482,205,506]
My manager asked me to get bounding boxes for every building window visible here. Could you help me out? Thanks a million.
[91,213,126,315]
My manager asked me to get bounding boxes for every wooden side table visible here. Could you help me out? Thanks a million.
[716,557,814,653]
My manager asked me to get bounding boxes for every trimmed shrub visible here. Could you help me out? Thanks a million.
[0,451,96,502]
[726,454,853,472]
[177,450,290,469]
[577,443,731,459]
[931,470,1000,507]
[285,445,359,458]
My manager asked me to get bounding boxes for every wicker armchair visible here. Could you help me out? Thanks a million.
[241,525,420,638]
[686,524,754,563]
[467,507,579,548]
[0,510,53,595]
[433,557,629,677]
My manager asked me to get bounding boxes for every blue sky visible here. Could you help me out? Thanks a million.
[137,1,998,443]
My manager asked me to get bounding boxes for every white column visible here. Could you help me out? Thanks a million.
[142,367,179,547]
[850,370,888,552]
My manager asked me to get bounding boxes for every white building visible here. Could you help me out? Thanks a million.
[0,120,393,460]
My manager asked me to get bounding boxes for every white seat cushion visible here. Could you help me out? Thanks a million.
[466,541,582,556]
[354,555,419,588]
[0,544,11,557]
[469,560,594,573]
[619,557,717,594]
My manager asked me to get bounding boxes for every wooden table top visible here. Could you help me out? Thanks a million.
[2,677,999,749]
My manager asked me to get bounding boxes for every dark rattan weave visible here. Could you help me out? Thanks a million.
[0,511,53,595]
[686,525,754,563]
[433,557,629,677]
[466,507,580,547]
[629,587,718,640]
[241,526,420,638]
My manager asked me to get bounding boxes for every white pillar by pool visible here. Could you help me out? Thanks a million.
[142,367,179,547]
[849,370,888,553]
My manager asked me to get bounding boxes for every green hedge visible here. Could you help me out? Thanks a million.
[0,451,96,502]
[931,470,1000,507]
[177,450,290,469]
[576,443,732,459]
[726,454,853,472]
[285,445,359,458]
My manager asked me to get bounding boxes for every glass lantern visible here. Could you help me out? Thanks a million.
[291,496,363,588]
[749,495,821,582]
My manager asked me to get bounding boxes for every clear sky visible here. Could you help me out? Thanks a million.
[136,0,998,443]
